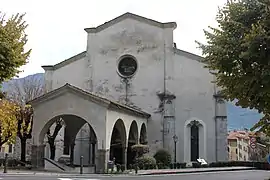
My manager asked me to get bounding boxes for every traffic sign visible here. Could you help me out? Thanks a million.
[250,137,256,143]
[267,155,270,164]
[250,142,256,149]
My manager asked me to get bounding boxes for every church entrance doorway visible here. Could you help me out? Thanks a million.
[190,122,199,161]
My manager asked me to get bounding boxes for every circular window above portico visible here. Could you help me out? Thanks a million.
[117,55,138,78]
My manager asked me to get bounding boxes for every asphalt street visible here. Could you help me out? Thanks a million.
[0,170,270,180]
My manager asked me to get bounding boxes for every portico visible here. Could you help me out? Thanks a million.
[29,83,150,173]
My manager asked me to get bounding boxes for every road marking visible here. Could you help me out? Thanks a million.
[58,178,100,180]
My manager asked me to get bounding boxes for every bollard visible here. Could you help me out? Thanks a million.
[3,153,8,173]
[80,156,83,174]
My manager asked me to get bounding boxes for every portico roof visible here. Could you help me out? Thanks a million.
[28,83,151,119]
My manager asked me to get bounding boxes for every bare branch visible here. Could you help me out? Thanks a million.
[7,75,44,105]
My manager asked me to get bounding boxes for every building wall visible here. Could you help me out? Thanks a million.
[43,16,227,163]
[238,138,250,161]
[228,139,238,161]
[228,131,252,161]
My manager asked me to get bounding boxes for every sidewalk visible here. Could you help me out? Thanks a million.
[0,166,256,176]
[137,166,256,175]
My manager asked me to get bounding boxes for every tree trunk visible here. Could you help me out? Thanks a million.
[20,138,27,164]
[49,143,56,160]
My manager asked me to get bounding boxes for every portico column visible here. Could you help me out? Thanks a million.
[91,142,96,164]
[31,144,46,168]
[122,146,127,169]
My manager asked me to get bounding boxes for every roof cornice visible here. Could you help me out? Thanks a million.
[42,51,86,71]
[84,12,177,34]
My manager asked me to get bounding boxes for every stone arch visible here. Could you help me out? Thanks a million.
[109,119,127,165]
[139,123,147,144]
[39,114,95,145]
[184,118,206,162]
[127,121,139,168]
[41,114,98,165]
[33,106,104,150]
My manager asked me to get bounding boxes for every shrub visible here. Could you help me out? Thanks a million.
[131,144,149,157]
[192,162,201,168]
[137,155,156,170]
[179,162,186,168]
[120,164,125,172]
[157,163,166,169]
[116,164,121,172]
[154,149,171,166]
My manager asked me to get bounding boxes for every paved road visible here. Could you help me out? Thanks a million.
[0,170,270,180]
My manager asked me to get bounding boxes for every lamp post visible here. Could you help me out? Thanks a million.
[173,135,178,163]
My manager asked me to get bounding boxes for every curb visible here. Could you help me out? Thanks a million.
[138,167,256,175]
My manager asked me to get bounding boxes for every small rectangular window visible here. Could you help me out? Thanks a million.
[8,144,12,153]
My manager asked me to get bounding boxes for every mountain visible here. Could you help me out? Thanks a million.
[1,73,263,130]
[1,73,44,92]
[227,102,262,130]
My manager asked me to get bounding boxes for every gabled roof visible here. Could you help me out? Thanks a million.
[42,51,86,71]
[28,83,151,118]
[84,12,177,33]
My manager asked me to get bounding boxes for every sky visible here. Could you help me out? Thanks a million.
[1,0,227,78]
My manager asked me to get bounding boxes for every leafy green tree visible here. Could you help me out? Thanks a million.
[0,12,31,83]
[197,0,270,135]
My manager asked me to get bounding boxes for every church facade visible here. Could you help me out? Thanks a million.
[30,12,228,172]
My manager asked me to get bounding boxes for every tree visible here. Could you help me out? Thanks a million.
[7,75,44,163]
[46,118,64,160]
[0,99,18,146]
[196,0,270,135]
[0,12,31,84]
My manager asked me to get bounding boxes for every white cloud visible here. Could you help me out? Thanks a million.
[0,0,227,78]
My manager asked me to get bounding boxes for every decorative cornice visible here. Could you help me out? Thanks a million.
[189,120,201,126]
[213,91,224,99]
[215,116,227,119]
[84,12,177,33]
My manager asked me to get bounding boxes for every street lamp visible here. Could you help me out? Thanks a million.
[173,135,178,163]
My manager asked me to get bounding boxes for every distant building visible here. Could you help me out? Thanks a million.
[227,130,256,161]
[0,143,14,159]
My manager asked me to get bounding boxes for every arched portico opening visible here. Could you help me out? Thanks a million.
[127,121,138,168]
[139,123,147,144]
[41,114,97,166]
[110,119,127,165]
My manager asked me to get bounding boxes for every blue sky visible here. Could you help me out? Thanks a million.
[1,0,227,78]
